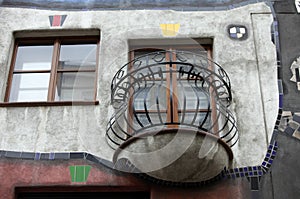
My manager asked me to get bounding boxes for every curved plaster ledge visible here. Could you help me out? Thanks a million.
[113,129,233,183]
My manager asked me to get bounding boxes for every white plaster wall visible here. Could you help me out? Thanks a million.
[0,2,277,167]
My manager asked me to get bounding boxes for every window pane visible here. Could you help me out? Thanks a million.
[177,81,210,110]
[15,46,53,70]
[9,73,50,102]
[180,112,211,129]
[55,72,95,101]
[134,112,167,128]
[58,44,97,70]
[133,83,167,111]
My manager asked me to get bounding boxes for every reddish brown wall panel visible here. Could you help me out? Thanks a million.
[0,159,251,199]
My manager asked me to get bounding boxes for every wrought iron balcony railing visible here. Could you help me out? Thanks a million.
[106,50,238,150]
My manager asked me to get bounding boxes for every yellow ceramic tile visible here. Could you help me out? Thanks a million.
[160,23,180,37]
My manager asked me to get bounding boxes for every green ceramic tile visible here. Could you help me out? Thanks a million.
[69,165,91,182]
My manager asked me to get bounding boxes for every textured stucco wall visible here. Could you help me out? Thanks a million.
[0,2,277,167]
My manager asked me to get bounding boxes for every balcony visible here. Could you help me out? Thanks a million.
[106,50,238,183]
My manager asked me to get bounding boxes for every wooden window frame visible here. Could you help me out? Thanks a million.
[3,36,100,106]
[128,44,217,133]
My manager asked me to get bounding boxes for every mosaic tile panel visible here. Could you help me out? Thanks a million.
[261,142,278,173]
[227,25,248,40]
[0,140,279,188]
[69,165,91,183]
[49,15,67,27]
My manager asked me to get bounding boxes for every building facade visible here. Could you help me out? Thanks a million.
[0,0,298,198]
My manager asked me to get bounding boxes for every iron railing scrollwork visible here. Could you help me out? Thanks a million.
[106,50,238,149]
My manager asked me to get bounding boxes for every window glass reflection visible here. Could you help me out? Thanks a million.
[55,72,95,101]
[15,46,53,70]
[180,112,211,129]
[133,84,167,111]
[59,44,97,70]
[9,73,50,102]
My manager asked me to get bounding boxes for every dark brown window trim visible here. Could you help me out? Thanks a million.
[15,186,150,199]
[0,101,99,107]
[15,185,150,193]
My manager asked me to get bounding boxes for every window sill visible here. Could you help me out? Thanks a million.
[0,101,99,107]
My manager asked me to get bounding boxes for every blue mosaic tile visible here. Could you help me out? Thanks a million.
[49,152,55,160]
[279,94,283,108]
[34,152,41,160]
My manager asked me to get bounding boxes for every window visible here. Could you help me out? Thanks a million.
[128,45,215,132]
[5,36,99,103]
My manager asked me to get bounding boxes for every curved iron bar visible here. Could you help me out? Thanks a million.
[111,51,232,108]
[106,50,238,149]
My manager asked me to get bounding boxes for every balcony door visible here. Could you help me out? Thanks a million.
[128,45,215,133]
